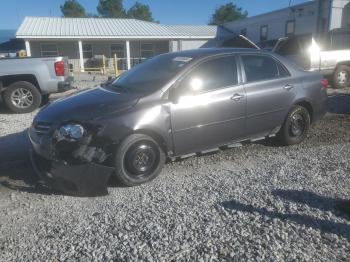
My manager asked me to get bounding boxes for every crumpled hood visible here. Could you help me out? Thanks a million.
[36,87,140,123]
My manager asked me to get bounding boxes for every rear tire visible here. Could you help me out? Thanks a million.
[114,134,166,186]
[333,65,350,89]
[277,105,310,146]
[2,81,41,113]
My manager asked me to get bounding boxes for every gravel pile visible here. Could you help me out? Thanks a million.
[0,78,349,261]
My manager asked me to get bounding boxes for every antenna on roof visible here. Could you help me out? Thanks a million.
[289,0,292,6]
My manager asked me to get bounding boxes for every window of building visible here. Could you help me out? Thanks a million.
[240,28,247,37]
[40,43,58,57]
[111,43,125,59]
[83,44,93,59]
[180,56,238,93]
[140,43,155,59]
[260,25,268,41]
[285,20,295,37]
[241,55,289,82]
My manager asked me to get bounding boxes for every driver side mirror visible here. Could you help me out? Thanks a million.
[169,77,204,104]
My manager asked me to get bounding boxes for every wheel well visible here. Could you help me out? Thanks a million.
[133,129,168,154]
[336,62,350,68]
[0,75,41,93]
[296,101,313,123]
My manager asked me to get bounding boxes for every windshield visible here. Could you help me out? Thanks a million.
[108,53,194,93]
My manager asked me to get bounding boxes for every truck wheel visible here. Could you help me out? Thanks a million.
[333,65,350,89]
[2,81,42,113]
[114,134,166,186]
[277,105,310,146]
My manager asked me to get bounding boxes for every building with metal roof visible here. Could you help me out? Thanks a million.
[16,17,231,72]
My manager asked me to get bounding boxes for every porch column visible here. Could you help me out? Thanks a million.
[25,40,31,57]
[78,40,84,72]
[126,40,131,70]
[178,40,182,51]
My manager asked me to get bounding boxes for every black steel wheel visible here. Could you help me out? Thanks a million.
[288,111,307,138]
[277,105,311,146]
[114,134,165,186]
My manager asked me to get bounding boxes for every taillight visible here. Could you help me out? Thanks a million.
[321,79,329,89]
[55,61,65,76]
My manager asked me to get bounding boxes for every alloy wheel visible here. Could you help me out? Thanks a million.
[337,70,349,85]
[10,88,34,109]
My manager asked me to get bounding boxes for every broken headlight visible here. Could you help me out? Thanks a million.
[56,124,85,142]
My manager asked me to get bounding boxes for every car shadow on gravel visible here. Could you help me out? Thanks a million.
[220,191,350,240]
[272,189,350,216]
[0,130,60,195]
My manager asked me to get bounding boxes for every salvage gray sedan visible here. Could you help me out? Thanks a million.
[29,48,328,196]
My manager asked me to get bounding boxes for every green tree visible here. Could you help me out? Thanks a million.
[60,0,86,18]
[97,0,126,18]
[127,2,155,22]
[209,3,247,25]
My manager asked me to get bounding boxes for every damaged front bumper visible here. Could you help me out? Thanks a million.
[28,124,114,197]
[29,150,113,197]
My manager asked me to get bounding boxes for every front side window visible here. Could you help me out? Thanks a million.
[41,44,58,57]
[285,20,295,37]
[242,55,289,82]
[83,44,93,59]
[260,25,268,41]
[180,56,238,93]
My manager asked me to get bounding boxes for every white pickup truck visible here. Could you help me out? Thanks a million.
[222,30,350,89]
[0,56,73,113]
[273,30,350,89]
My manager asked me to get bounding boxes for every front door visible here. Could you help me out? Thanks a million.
[169,55,246,155]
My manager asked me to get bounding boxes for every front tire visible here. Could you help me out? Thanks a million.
[114,134,166,186]
[277,105,310,146]
[2,81,41,113]
[333,65,350,89]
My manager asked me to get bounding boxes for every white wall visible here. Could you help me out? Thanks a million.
[224,0,350,43]
[330,0,350,29]
[180,39,217,50]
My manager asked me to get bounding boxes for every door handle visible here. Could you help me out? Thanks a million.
[231,94,245,101]
[284,84,294,90]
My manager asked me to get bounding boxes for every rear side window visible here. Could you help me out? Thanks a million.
[241,55,290,82]
[181,56,238,92]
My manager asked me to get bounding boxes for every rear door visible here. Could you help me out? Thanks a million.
[240,54,297,137]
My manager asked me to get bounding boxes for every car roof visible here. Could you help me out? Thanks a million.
[168,48,266,59]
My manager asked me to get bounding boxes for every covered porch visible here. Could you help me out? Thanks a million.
[25,39,175,74]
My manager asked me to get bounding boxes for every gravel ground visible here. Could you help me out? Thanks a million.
[0,76,349,261]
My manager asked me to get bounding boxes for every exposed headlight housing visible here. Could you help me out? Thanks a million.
[56,124,85,141]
